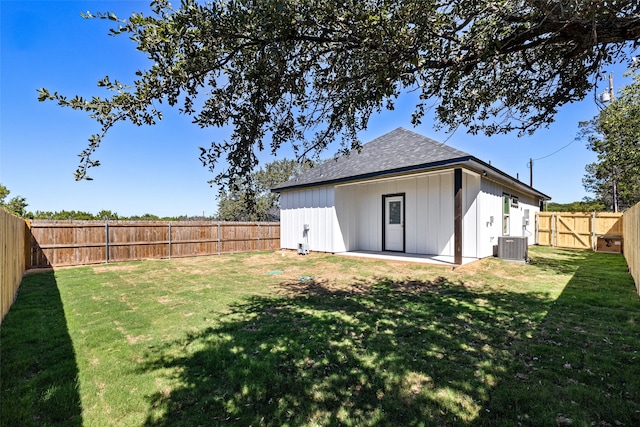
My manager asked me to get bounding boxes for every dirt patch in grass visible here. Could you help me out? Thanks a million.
[92,264,141,273]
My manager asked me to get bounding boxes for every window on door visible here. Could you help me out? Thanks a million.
[388,201,401,224]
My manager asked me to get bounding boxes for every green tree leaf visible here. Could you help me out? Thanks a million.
[39,0,640,194]
[582,69,640,211]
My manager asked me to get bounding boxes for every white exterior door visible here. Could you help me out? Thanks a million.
[384,195,404,251]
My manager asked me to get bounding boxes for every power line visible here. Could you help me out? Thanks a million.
[531,138,578,162]
[526,137,579,188]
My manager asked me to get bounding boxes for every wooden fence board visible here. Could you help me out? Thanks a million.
[1,209,28,324]
[536,212,623,250]
[557,215,590,249]
[28,220,280,268]
[623,203,640,295]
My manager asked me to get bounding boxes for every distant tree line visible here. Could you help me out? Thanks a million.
[2,158,304,221]
[26,210,218,222]
[1,183,217,221]
[543,200,607,213]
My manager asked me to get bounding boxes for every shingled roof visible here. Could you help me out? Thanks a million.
[273,128,550,200]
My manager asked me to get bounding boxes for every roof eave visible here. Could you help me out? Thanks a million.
[272,156,474,193]
[273,156,551,201]
[465,157,551,201]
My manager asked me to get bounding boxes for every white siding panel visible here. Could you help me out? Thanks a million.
[400,178,417,254]
[280,168,541,258]
[358,183,382,251]
[343,185,355,250]
[514,195,539,241]
[334,171,454,256]
[357,184,370,250]
[439,172,454,256]
[415,176,429,254]
[425,175,440,254]
[462,172,481,258]
[280,193,291,248]
[279,187,337,252]
[477,188,500,258]
[478,178,542,257]
[335,185,354,251]
[370,184,382,251]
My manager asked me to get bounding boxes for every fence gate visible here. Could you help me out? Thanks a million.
[536,212,623,250]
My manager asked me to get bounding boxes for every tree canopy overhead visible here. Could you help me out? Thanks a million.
[39,0,640,187]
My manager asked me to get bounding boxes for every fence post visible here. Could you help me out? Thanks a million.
[551,213,555,247]
[217,222,221,255]
[591,212,596,251]
[257,223,261,252]
[24,219,31,270]
[105,219,109,264]
[168,222,172,259]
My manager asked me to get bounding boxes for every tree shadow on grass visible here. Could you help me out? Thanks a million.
[474,250,640,426]
[139,275,556,426]
[1,271,82,426]
[527,247,589,276]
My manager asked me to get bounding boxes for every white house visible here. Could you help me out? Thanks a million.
[272,128,550,264]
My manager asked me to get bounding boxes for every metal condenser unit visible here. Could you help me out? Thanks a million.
[497,236,528,262]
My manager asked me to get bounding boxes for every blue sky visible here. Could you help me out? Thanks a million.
[1,1,635,217]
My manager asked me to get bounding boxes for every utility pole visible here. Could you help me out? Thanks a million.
[529,158,533,187]
[609,73,615,102]
[613,166,619,213]
[609,73,618,212]
[600,73,618,212]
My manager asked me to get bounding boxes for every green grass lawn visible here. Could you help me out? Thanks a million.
[2,247,639,426]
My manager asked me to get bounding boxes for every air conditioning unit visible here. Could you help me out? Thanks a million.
[498,236,528,262]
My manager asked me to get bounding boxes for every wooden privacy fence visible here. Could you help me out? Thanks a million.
[29,220,280,268]
[623,202,640,295]
[1,209,29,324]
[536,212,623,250]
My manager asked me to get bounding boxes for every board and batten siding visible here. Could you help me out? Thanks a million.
[334,170,459,256]
[476,178,541,258]
[462,171,481,258]
[335,170,484,258]
[279,187,337,252]
[279,168,542,259]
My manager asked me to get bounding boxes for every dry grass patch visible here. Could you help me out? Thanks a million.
[92,264,141,273]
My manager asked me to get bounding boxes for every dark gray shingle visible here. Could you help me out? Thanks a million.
[273,128,470,190]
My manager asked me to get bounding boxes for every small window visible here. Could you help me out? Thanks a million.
[389,201,401,224]
[511,196,519,209]
[503,194,510,235]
